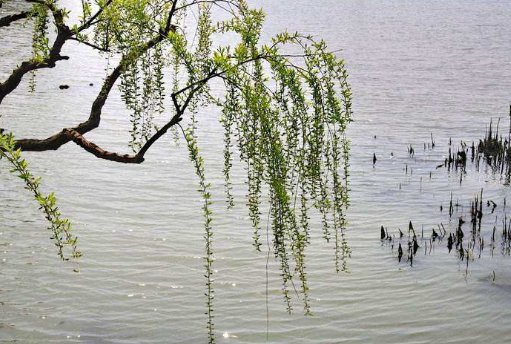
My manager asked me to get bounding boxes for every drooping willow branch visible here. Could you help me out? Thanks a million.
[0,133,81,261]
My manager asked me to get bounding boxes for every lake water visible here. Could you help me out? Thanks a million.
[1,0,511,343]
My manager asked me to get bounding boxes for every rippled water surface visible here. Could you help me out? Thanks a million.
[1,0,511,343]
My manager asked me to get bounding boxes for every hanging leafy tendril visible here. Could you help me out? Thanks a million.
[0,133,81,261]
[180,125,215,342]
[28,3,50,92]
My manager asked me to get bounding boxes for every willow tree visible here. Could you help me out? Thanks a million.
[0,0,352,342]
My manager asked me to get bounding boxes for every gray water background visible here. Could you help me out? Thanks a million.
[1,0,511,343]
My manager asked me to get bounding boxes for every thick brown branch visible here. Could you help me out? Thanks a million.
[0,11,29,27]
[0,0,114,104]
[137,114,182,157]
[63,129,144,163]
[62,113,182,164]
[13,58,123,151]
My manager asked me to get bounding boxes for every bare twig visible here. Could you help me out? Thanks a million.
[68,36,111,53]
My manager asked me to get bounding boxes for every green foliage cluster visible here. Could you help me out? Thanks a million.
[118,46,167,151]
[212,16,353,315]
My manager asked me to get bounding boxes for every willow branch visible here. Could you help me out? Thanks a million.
[63,129,144,163]
[11,8,179,156]
[171,54,269,101]
[1,1,272,162]
[163,0,179,34]
[136,114,182,158]
[174,0,240,16]
[11,59,124,151]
